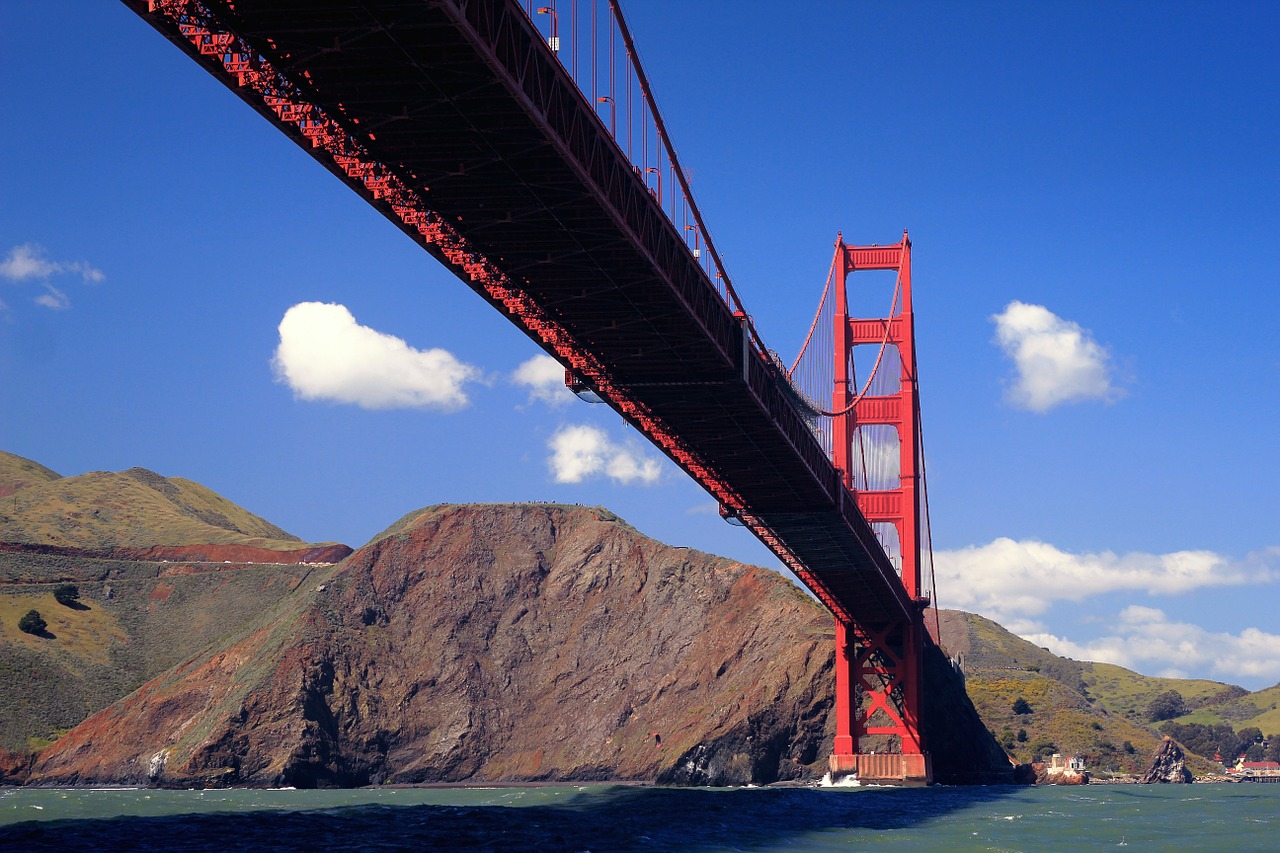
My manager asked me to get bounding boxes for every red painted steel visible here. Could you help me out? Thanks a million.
[829,233,931,780]
[124,0,936,782]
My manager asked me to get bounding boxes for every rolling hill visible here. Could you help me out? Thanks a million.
[933,610,1224,775]
[0,451,314,552]
[0,451,350,754]
[3,449,1277,783]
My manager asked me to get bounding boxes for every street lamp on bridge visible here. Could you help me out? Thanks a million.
[596,96,616,136]
[684,223,701,260]
[644,166,661,203]
[536,6,559,52]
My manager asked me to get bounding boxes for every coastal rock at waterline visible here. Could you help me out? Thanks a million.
[29,505,838,787]
[1140,736,1193,783]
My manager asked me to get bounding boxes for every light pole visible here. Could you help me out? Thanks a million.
[596,96,616,137]
[684,223,701,260]
[644,166,661,204]
[537,6,559,52]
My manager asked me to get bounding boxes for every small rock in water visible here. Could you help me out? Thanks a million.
[1140,736,1192,783]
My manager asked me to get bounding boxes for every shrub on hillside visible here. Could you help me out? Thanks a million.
[1012,697,1032,715]
[1159,721,1261,763]
[54,584,80,607]
[18,610,47,635]
[1145,689,1187,722]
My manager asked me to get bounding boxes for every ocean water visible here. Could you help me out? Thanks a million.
[1,782,1276,851]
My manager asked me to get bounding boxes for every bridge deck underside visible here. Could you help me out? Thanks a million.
[142,0,913,627]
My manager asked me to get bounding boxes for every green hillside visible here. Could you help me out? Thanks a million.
[934,610,1218,775]
[1170,682,1280,732]
[0,451,61,498]
[1081,662,1237,721]
[0,463,303,550]
[0,451,352,753]
[0,551,316,751]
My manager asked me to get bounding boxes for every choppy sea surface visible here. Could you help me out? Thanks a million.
[1,782,1276,851]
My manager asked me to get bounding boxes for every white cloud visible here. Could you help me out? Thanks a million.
[271,302,481,410]
[513,354,574,406]
[1,243,104,311]
[1027,606,1280,683]
[935,538,1280,683]
[548,424,662,485]
[991,301,1118,412]
[0,243,103,284]
[934,538,1278,627]
[34,285,70,311]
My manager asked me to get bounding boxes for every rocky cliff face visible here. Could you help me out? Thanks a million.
[1141,736,1193,783]
[27,504,1008,788]
[29,505,840,787]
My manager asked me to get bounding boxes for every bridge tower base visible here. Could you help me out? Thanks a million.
[827,233,932,786]
[830,753,934,787]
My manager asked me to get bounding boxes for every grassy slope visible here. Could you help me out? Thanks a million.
[0,451,61,498]
[0,451,339,751]
[1081,662,1235,721]
[0,551,314,751]
[1170,682,1280,735]
[936,610,1217,775]
[0,467,306,550]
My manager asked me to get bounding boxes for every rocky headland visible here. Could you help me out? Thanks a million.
[23,503,1006,787]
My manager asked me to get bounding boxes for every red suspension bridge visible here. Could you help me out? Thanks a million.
[126,0,941,784]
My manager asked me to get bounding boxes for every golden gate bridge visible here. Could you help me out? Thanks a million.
[125,0,942,785]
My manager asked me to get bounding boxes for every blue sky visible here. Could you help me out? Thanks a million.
[2,1,1278,689]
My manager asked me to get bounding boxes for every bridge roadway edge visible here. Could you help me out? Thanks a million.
[122,0,916,632]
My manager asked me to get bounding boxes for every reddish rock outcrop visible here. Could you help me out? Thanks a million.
[0,541,352,565]
[0,747,34,784]
[27,504,1010,788]
[29,505,838,787]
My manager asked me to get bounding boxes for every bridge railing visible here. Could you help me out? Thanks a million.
[519,0,769,357]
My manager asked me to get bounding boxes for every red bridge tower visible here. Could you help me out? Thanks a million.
[828,232,932,785]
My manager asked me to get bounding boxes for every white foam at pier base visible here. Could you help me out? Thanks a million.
[818,772,861,787]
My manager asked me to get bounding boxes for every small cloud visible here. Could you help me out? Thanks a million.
[934,538,1278,628]
[991,301,1119,412]
[548,424,662,485]
[34,285,71,311]
[513,354,574,406]
[271,302,481,410]
[1,244,104,313]
[0,243,103,284]
[1027,607,1280,684]
[686,502,720,516]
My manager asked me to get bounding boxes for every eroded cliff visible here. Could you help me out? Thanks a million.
[30,504,841,786]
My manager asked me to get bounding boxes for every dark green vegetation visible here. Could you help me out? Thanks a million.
[1157,721,1279,763]
[17,609,46,636]
[1146,689,1188,722]
[53,584,80,607]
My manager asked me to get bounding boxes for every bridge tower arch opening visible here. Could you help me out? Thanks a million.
[828,232,932,785]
